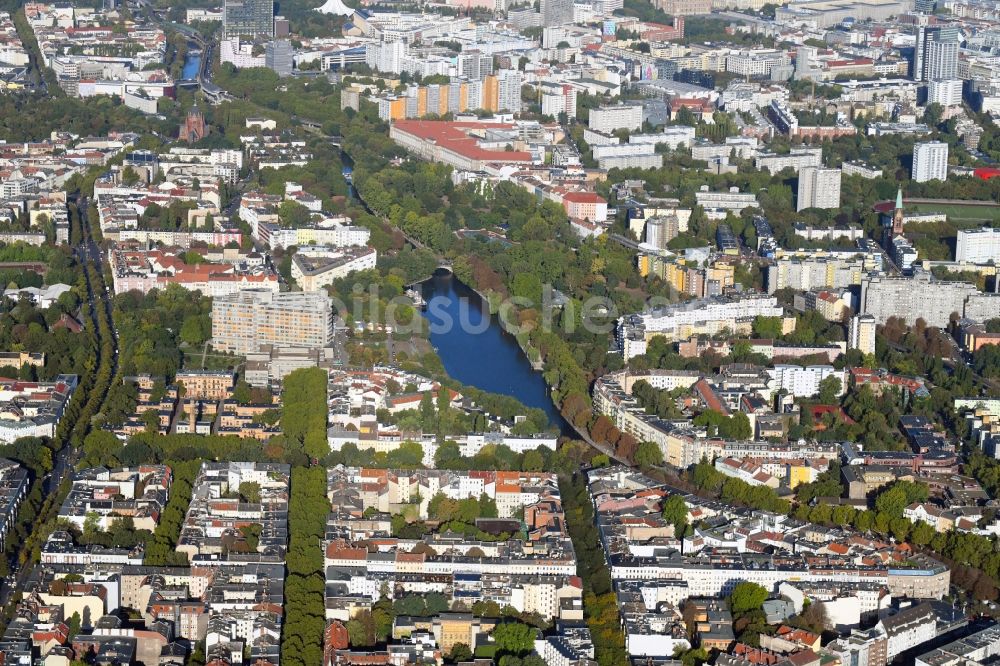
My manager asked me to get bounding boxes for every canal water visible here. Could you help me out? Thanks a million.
[181,52,202,80]
[420,271,572,435]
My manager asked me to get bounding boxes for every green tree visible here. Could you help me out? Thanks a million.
[728,581,769,615]
[874,484,909,517]
[347,610,376,646]
[522,449,544,471]
[232,380,253,405]
[493,621,536,656]
[449,643,473,662]
[817,375,843,404]
[661,494,688,536]
[752,316,782,339]
[633,441,663,467]
[238,481,261,503]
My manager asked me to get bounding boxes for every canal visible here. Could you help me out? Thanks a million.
[181,51,202,80]
[419,271,572,435]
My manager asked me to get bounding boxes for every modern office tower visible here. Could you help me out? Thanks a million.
[849,314,877,356]
[541,0,574,26]
[912,19,928,80]
[265,40,293,77]
[796,167,842,211]
[925,32,958,80]
[223,0,274,38]
[912,141,948,182]
[211,289,335,354]
[795,46,816,80]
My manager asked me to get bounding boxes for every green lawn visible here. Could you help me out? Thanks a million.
[906,202,1000,223]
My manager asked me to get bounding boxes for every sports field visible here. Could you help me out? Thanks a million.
[905,202,1000,223]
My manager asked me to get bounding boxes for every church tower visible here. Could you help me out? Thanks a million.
[179,105,207,143]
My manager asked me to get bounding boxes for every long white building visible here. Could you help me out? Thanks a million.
[768,364,844,398]
[956,227,1000,264]
[617,294,786,359]
[588,105,643,134]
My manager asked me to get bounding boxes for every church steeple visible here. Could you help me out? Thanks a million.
[892,188,904,237]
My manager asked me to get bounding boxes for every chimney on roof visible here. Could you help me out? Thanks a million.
[188,398,196,433]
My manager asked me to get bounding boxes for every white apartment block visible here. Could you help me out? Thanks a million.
[618,294,784,359]
[797,167,842,211]
[842,161,883,179]
[541,83,577,119]
[755,147,822,175]
[725,49,790,77]
[956,227,1000,264]
[593,143,663,170]
[695,186,759,219]
[766,252,879,293]
[588,105,643,133]
[912,141,948,182]
[927,78,963,107]
[768,364,843,398]
[629,126,697,150]
[849,314,877,356]
[211,289,335,355]
[860,272,977,327]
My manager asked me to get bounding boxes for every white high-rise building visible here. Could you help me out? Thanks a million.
[212,289,335,354]
[541,0,573,26]
[795,45,816,80]
[925,35,958,81]
[956,228,1000,264]
[769,365,843,398]
[927,78,962,107]
[912,141,948,182]
[365,41,407,74]
[849,314,877,356]
[497,69,523,113]
[796,167,842,211]
[541,84,577,119]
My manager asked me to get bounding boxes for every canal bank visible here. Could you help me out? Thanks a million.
[342,149,610,448]
[419,270,573,436]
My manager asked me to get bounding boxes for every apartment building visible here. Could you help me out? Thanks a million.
[912,141,948,182]
[110,248,279,297]
[768,364,843,398]
[694,186,759,219]
[849,314,877,356]
[59,466,171,532]
[290,246,378,291]
[588,105,643,133]
[860,271,979,327]
[211,289,335,355]
[617,294,787,359]
[755,147,822,175]
[0,375,78,442]
[175,370,234,401]
[797,167,842,211]
[0,459,28,554]
[176,462,290,562]
[956,227,1000,264]
[766,250,880,294]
